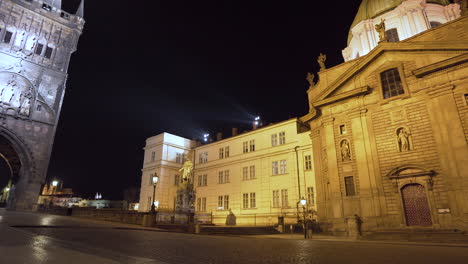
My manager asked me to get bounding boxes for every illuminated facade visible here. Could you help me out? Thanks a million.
[303,0,468,234]
[139,118,316,225]
[343,0,460,61]
[0,0,84,210]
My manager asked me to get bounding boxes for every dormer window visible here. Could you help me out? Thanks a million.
[35,43,44,55]
[3,31,13,43]
[60,12,70,20]
[44,46,53,59]
[430,21,442,28]
[42,4,52,11]
[386,28,400,42]
[381,68,404,99]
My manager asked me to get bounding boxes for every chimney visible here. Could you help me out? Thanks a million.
[232,128,238,137]
[216,132,223,141]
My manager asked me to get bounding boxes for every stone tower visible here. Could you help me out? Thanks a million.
[0,0,84,210]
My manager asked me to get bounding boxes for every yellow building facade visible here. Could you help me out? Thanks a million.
[139,118,316,226]
[302,1,468,234]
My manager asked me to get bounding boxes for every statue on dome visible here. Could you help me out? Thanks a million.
[317,53,327,71]
[306,72,315,86]
[375,19,387,43]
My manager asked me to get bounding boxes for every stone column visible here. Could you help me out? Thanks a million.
[426,85,468,222]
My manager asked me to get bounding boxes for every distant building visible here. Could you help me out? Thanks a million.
[303,0,468,233]
[139,118,316,225]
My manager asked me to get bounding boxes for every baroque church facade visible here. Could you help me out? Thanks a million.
[302,0,468,233]
[0,0,84,210]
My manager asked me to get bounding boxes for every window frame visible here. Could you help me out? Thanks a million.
[344,176,356,196]
[376,64,410,103]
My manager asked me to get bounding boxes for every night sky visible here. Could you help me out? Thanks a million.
[44,0,363,199]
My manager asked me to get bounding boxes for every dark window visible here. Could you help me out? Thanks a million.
[35,43,44,55]
[381,68,405,99]
[24,0,33,2]
[386,28,400,42]
[430,21,442,28]
[60,12,70,20]
[3,31,13,43]
[42,4,52,11]
[344,176,356,196]
[44,46,53,59]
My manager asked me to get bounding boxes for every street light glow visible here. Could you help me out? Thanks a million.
[154,201,159,208]
[5,188,10,192]
[203,133,209,142]
[255,116,260,121]
[52,180,59,187]
[300,198,307,206]
[152,175,159,184]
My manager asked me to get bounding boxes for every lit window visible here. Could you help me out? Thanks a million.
[272,190,280,207]
[340,125,347,135]
[271,134,278,146]
[381,68,404,99]
[243,142,248,153]
[272,161,279,175]
[249,165,255,179]
[386,28,399,42]
[279,132,286,145]
[249,140,255,152]
[3,31,13,43]
[345,176,356,196]
[218,196,223,209]
[305,155,312,170]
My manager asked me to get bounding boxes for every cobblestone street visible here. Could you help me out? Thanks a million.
[1,210,468,264]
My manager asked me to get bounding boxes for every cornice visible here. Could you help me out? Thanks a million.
[413,53,468,78]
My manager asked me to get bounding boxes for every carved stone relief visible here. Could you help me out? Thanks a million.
[340,139,352,162]
[395,127,413,152]
[0,72,35,117]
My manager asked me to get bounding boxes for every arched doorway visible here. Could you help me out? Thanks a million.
[401,184,432,226]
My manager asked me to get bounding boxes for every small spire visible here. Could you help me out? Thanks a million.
[76,0,84,17]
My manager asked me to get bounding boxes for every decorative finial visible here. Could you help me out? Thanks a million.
[375,19,387,43]
[306,72,315,86]
[317,53,327,71]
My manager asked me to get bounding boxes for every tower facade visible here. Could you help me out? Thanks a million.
[0,0,84,210]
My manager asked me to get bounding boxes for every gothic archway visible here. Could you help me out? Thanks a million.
[0,128,34,209]
[401,184,432,227]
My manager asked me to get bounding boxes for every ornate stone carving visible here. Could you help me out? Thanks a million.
[317,53,327,71]
[340,139,352,162]
[0,72,34,117]
[396,127,412,152]
[306,72,315,86]
[375,19,387,43]
[179,158,193,182]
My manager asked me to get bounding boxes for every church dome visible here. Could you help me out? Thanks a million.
[347,0,451,44]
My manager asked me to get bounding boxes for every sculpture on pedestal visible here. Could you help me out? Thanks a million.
[176,157,196,223]
[375,19,387,43]
[317,53,327,71]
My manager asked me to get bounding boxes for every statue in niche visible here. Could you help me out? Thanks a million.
[375,19,387,43]
[317,53,327,71]
[19,91,32,116]
[396,127,412,152]
[306,72,315,86]
[179,158,193,182]
[341,140,351,162]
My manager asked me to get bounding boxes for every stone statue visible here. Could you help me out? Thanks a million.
[317,53,327,71]
[341,140,351,161]
[179,159,193,182]
[306,72,315,86]
[396,127,411,152]
[455,0,467,16]
[375,19,387,43]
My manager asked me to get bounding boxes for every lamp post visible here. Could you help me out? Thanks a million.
[300,197,307,239]
[150,174,159,213]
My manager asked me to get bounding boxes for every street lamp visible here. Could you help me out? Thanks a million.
[150,174,159,213]
[300,197,307,239]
